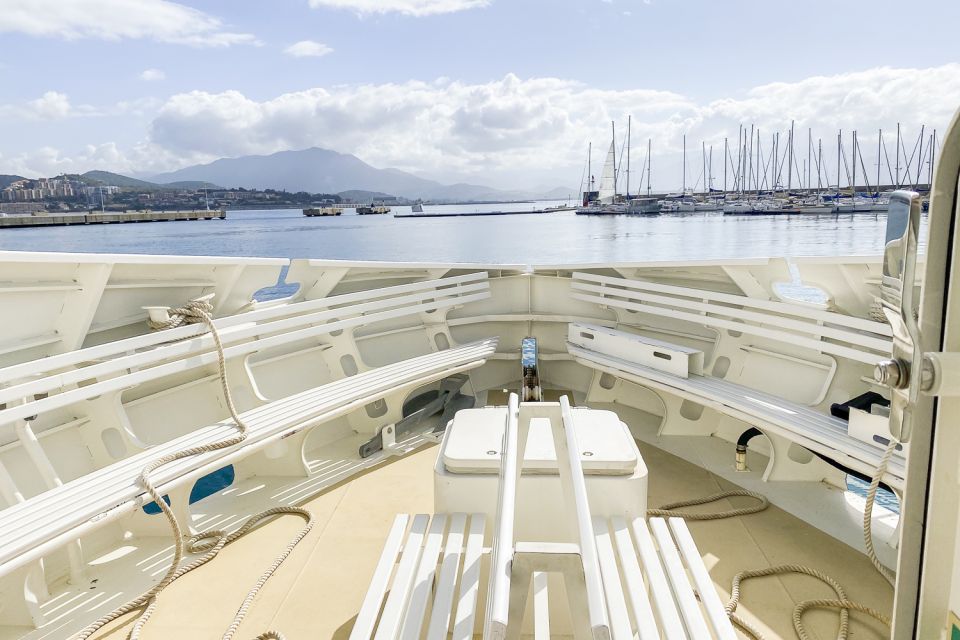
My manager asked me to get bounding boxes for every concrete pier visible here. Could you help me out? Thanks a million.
[0,209,226,228]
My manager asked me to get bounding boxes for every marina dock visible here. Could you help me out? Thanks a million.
[0,209,226,228]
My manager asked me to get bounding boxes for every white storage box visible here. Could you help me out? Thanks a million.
[434,404,647,543]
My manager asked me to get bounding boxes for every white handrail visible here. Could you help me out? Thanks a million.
[558,395,610,637]
[484,392,519,639]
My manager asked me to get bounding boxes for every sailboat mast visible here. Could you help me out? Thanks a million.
[852,131,857,196]
[817,138,823,192]
[895,122,901,187]
[611,121,617,197]
[877,129,882,193]
[626,115,631,198]
[807,128,812,193]
[787,120,794,192]
[702,141,706,196]
[837,130,841,197]
[588,142,592,195]
[723,137,728,194]
[930,130,937,186]
[647,138,652,196]
[916,124,925,190]
[747,124,754,192]
[682,134,686,192]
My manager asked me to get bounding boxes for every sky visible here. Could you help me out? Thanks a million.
[1,0,959,191]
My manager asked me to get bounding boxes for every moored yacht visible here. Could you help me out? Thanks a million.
[1,111,960,640]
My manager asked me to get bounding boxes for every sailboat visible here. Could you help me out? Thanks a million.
[577,124,628,214]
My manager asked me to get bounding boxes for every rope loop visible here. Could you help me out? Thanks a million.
[647,488,769,520]
[76,298,313,640]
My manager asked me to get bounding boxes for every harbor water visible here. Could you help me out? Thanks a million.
[0,201,913,263]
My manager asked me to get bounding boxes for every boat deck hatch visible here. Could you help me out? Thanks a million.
[440,406,637,475]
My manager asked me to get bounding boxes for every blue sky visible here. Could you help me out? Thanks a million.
[1,0,959,190]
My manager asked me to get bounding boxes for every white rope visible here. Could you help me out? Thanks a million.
[864,438,899,586]
[649,438,897,640]
[647,489,769,520]
[78,299,314,640]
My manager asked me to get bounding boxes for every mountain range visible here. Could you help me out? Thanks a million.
[149,147,571,202]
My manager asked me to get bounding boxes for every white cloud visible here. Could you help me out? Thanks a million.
[27,91,73,119]
[283,40,334,58]
[5,64,960,189]
[307,0,489,17]
[0,0,257,47]
[140,68,166,81]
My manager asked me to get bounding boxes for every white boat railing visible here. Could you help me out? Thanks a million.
[484,392,520,638]
[483,394,610,639]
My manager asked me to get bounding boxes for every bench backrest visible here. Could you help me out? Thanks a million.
[0,272,490,429]
[571,271,892,365]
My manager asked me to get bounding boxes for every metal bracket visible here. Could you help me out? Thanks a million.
[358,373,473,458]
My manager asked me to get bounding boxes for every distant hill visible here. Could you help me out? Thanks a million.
[80,171,220,191]
[0,175,26,189]
[150,147,570,202]
[337,189,398,202]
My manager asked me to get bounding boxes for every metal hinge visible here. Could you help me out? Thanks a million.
[875,352,960,397]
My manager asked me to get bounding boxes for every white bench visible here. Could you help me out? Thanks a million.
[570,271,892,366]
[0,271,491,423]
[567,322,906,489]
[0,337,498,580]
[349,513,487,640]
[354,394,737,639]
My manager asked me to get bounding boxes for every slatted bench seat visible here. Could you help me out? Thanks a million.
[570,271,892,366]
[594,515,736,640]
[350,513,487,640]
[0,338,498,580]
[0,271,491,424]
[567,322,906,489]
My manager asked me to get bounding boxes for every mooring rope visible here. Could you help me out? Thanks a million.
[78,298,314,640]
[647,488,769,520]
[647,446,896,639]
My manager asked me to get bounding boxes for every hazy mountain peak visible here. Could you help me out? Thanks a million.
[150,147,570,201]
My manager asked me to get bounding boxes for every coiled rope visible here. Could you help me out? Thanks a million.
[78,298,314,640]
[647,441,897,640]
[647,489,769,520]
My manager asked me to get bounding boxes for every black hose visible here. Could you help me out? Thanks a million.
[810,450,895,495]
[736,427,764,451]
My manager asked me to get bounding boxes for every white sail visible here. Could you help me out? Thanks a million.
[597,141,617,203]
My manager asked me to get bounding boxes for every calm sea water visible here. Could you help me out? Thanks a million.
[0,201,905,510]
[0,201,908,262]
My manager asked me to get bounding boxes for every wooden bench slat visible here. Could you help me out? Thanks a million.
[400,514,448,640]
[350,514,410,640]
[631,518,687,640]
[668,518,737,640]
[610,516,661,640]
[571,288,883,365]
[375,514,431,640]
[593,517,635,640]
[0,271,488,387]
[649,518,711,639]
[572,271,892,337]
[451,514,485,640]
[0,285,490,426]
[426,513,467,640]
